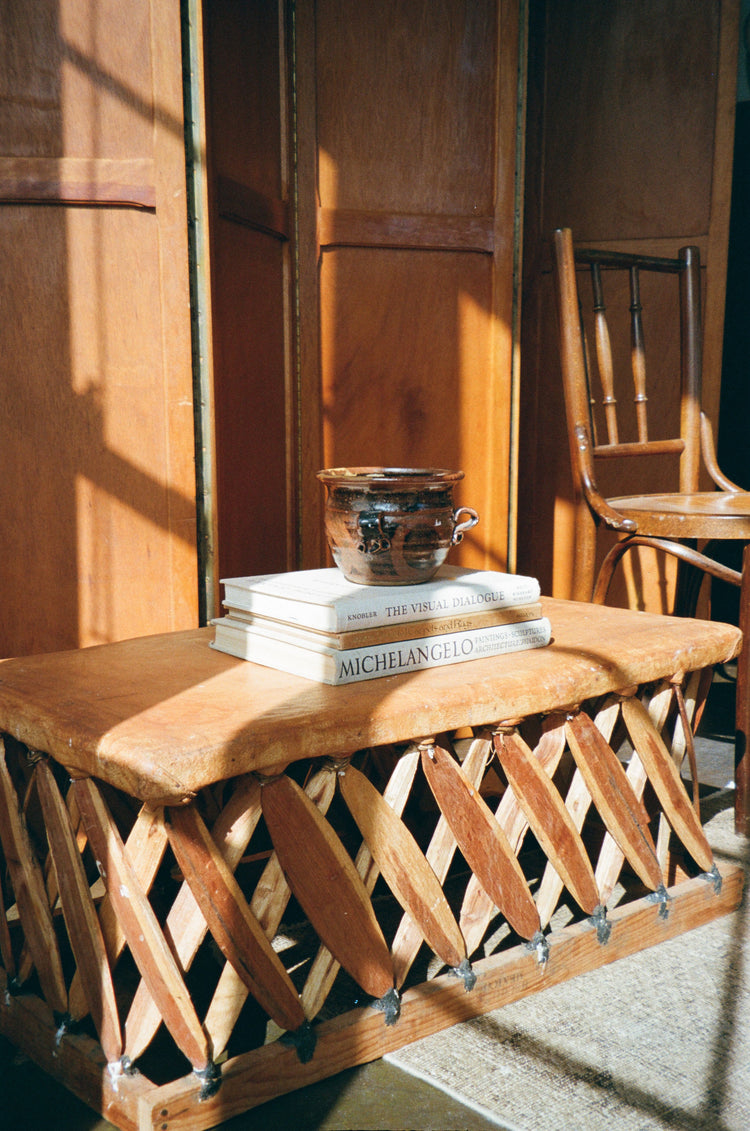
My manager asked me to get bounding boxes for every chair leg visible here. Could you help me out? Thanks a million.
[572,500,597,602]
[736,543,750,837]
[673,540,704,618]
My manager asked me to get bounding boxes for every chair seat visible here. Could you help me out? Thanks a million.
[608,491,750,540]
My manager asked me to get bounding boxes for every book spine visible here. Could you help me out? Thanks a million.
[212,617,551,684]
[220,587,336,631]
[332,619,551,684]
[220,602,545,650]
[223,575,541,633]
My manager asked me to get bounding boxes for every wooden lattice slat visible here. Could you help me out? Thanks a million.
[35,761,122,1062]
[302,747,420,1015]
[459,719,567,951]
[206,766,337,1054]
[126,774,262,1062]
[0,742,67,1015]
[621,696,715,873]
[72,778,211,1072]
[261,773,394,1001]
[166,804,306,1035]
[69,802,167,1025]
[421,741,540,941]
[0,858,15,980]
[594,754,649,905]
[592,686,672,900]
[535,700,620,926]
[391,735,490,987]
[494,729,600,916]
[339,763,466,971]
[566,712,663,894]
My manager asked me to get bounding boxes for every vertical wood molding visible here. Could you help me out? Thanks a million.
[703,0,741,426]
[151,0,200,628]
[295,0,326,570]
[184,0,218,622]
[502,0,528,572]
[279,0,298,573]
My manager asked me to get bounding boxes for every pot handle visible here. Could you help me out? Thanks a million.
[451,506,479,544]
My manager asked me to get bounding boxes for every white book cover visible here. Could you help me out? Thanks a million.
[220,565,542,633]
[211,615,552,685]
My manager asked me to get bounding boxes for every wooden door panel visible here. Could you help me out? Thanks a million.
[0,2,154,158]
[320,247,499,570]
[542,1,719,242]
[0,0,197,655]
[203,0,294,587]
[315,0,497,217]
[205,0,284,198]
[212,219,289,580]
[298,0,520,574]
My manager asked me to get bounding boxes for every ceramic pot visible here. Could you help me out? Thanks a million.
[317,467,479,585]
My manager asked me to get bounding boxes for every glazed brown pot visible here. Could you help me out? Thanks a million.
[317,467,479,585]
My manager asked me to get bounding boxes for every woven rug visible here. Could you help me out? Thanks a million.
[387,790,750,1131]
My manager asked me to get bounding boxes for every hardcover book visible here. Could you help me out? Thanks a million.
[211,614,552,685]
[220,602,545,651]
[220,565,541,634]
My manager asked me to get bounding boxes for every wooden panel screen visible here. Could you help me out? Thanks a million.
[0,0,198,655]
[199,0,522,588]
[296,0,523,572]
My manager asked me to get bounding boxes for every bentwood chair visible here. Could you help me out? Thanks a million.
[552,226,750,835]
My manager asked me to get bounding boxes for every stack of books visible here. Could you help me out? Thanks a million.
[211,565,551,685]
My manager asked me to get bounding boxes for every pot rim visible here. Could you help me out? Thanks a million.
[317,466,464,487]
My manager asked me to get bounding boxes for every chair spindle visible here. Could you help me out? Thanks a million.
[629,266,648,442]
[590,264,618,445]
[577,296,598,445]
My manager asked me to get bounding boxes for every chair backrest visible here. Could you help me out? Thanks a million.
[552,227,703,506]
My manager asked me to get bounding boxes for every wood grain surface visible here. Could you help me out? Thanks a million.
[0,599,740,804]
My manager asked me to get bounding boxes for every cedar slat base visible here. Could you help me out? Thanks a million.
[0,659,744,1131]
[0,863,742,1131]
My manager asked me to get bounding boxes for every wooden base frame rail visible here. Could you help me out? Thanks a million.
[0,865,741,1131]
